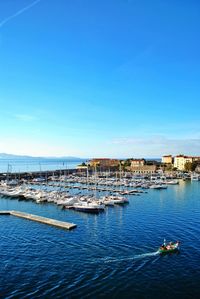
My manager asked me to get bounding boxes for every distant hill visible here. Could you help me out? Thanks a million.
[0,153,84,161]
[0,153,33,159]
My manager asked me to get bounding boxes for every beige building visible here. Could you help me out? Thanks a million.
[89,158,119,169]
[193,157,200,162]
[162,155,173,164]
[76,165,88,170]
[131,159,145,168]
[174,155,193,171]
[129,165,157,174]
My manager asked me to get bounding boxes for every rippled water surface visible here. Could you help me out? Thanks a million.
[0,180,200,298]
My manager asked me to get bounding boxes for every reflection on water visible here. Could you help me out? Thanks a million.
[0,181,200,298]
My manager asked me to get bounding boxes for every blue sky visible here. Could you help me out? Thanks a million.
[0,0,200,158]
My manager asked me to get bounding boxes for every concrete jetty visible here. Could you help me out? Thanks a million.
[0,211,11,215]
[0,210,77,230]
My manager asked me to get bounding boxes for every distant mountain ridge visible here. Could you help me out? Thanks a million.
[0,153,84,161]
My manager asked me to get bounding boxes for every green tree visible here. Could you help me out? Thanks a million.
[165,164,173,171]
[122,159,132,171]
[191,161,198,172]
[124,159,132,167]
[184,162,192,172]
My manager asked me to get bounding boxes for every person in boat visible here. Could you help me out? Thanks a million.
[160,245,167,250]
[168,242,173,249]
[161,240,172,251]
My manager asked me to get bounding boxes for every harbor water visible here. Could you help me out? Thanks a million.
[0,180,200,298]
[0,159,82,173]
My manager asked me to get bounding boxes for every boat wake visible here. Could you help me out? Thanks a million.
[102,250,160,263]
[134,250,160,259]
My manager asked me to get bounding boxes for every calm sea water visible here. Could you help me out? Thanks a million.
[0,159,83,173]
[0,180,200,298]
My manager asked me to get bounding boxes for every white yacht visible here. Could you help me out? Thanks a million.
[73,201,105,213]
[149,184,167,190]
[191,174,200,181]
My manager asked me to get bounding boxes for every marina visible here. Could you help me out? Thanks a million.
[0,161,200,298]
[0,178,200,298]
[0,170,185,214]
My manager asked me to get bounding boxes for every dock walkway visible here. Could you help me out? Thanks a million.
[0,210,77,230]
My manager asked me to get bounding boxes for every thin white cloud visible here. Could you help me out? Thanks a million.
[109,136,200,157]
[15,114,37,121]
[0,0,42,28]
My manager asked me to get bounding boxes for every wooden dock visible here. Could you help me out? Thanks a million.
[0,210,77,230]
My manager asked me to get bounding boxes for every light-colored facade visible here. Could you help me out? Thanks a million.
[131,159,145,168]
[76,165,88,170]
[89,158,119,169]
[129,165,157,174]
[162,155,173,164]
[193,157,200,162]
[174,155,193,171]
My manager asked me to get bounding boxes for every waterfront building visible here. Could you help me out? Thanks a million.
[76,164,88,171]
[193,157,200,162]
[130,159,145,167]
[174,155,193,171]
[129,165,157,174]
[89,158,120,170]
[162,155,173,164]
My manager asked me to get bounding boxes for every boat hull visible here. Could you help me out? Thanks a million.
[74,207,102,214]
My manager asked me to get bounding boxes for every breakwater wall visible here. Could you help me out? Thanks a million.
[0,168,86,181]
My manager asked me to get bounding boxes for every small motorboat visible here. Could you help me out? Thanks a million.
[159,240,180,254]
